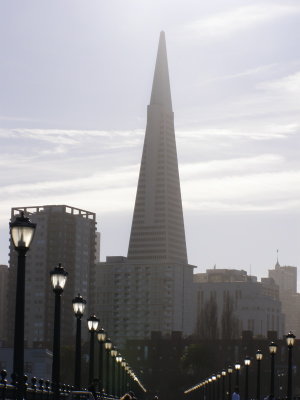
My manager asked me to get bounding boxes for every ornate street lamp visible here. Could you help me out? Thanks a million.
[87,315,99,385]
[97,328,106,392]
[72,294,86,389]
[104,338,112,393]
[217,373,221,400]
[116,353,122,397]
[111,346,118,396]
[121,359,126,395]
[286,332,296,400]
[125,363,129,392]
[228,366,233,400]
[208,378,212,400]
[50,263,68,400]
[10,211,36,399]
[244,356,251,400]
[234,362,241,389]
[256,350,263,400]
[222,370,227,400]
[269,341,278,397]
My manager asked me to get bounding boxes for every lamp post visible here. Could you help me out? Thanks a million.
[217,374,221,400]
[125,363,129,392]
[10,211,36,397]
[87,315,99,386]
[222,370,227,400]
[244,357,251,400]
[228,366,233,400]
[234,362,241,389]
[50,264,68,400]
[208,378,212,400]
[269,341,278,398]
[256,350,263,400]
[205,379,209,400]
[121,359,126,395]
[212,375,217,400]
[116,353,122,397]
[72,294,86,389]
[286,332,296,400]
[111,346,118,396]
[104,338,112,394]
[97,328,106,392]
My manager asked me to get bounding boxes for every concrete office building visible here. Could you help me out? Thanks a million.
[96,32,195,347]
[269,259,300,335]
[194,268,285,339]
[8,205,97,348]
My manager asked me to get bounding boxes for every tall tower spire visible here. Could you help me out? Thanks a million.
[150,31,172,111]
[127,32,188,264]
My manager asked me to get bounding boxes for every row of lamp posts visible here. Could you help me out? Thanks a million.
[10,211,145,400]
[49,262,130,397]
[184,335,296,400]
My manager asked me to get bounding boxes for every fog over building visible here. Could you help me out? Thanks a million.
[194,268,285,339]
[96,32,195,346]
[269,259,300,336]
[7,205,97,348]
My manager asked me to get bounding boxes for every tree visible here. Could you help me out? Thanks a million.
[221,293,239,340]
[197,294,219,339]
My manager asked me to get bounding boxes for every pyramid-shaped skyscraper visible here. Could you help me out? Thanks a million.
[128,32,187,264]
[96,33,195,346]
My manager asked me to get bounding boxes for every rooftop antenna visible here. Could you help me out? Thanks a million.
[275,249,280,268]
[249,264,252,277]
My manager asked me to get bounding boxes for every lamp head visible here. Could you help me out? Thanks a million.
[256,350,263,361]
[10,211,36,251]
[244,356,251,366]
[234,362,241,370]
[50,263,68,292]
[111,346,117,357]
[97,328,106,342]
[87,314,99,331]
[269,341,278,355]
[104,338,112,350]
[72,294,86,317]
[286,332,296,348]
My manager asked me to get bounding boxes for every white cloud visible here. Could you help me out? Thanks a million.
[182,169,300,211]
[258,71,300,93]
[0,128,144,148]
[177,123,299,143]
[185,4,300,39]
[198,64,279,86]
[180,154,284,178]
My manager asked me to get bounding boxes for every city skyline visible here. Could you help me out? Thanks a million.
[0,0,299,282]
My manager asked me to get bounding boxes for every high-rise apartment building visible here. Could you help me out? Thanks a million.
[269,260,300,335]
[8,205,97,348]
[96,32,195,347]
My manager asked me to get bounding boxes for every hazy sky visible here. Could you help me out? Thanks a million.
[1,0,299,283]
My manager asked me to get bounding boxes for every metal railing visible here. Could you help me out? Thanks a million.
[0,370,118,400]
